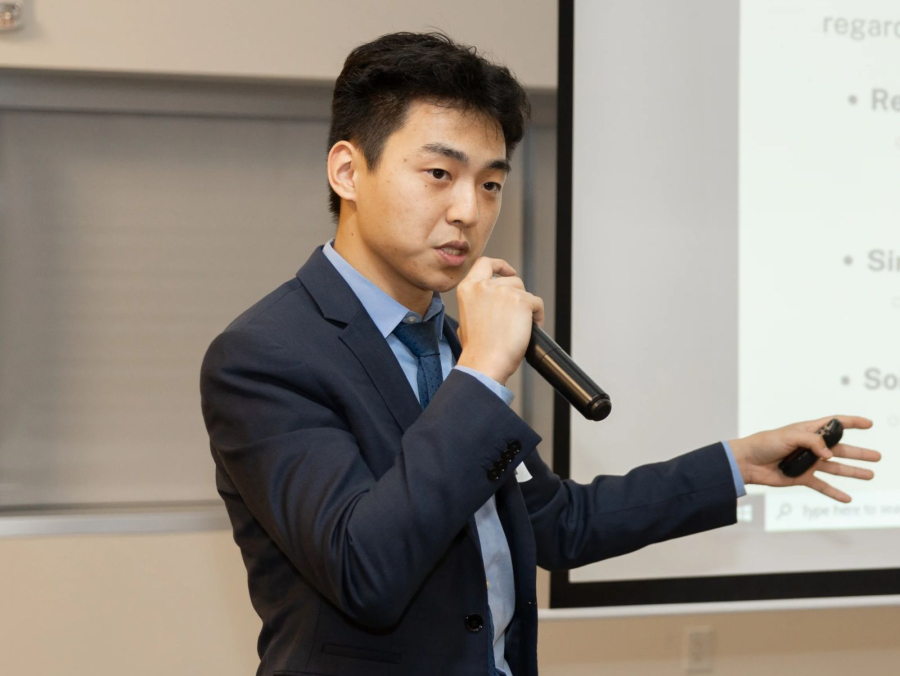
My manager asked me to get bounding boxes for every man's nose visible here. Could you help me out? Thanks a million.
[446,184,479,227]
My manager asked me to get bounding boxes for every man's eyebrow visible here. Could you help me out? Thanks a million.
[419,143,511,174]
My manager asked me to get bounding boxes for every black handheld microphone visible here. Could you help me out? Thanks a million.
[525,324,611,421]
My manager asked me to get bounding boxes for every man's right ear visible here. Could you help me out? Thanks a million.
[327,141,361,207]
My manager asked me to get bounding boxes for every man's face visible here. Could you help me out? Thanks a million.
[347,100,509,301]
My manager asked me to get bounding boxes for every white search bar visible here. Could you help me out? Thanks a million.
[765,491,900,532]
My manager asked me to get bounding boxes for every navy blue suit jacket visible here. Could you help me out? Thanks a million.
[199,247,738,676]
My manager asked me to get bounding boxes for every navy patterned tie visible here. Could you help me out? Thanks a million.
[393,319,443,409]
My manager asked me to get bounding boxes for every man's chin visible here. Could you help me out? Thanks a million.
[421,282,458,296]
[428,271,465,294]
[413,261,473,294]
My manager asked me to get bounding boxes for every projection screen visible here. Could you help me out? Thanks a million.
[549,0,900,614]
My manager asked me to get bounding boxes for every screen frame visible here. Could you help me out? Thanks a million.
[549,0,900,610]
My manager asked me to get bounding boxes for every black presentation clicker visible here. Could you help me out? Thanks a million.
[778,418,844,478]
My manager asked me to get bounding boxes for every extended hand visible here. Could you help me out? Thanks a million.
[729,415,881,503]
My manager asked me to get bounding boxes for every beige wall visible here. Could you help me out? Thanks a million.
[1,3,898,675]
[0,0,557,89]
[3,531,899,675]
[0,532,261,674]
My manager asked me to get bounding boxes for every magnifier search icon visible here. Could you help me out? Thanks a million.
[777,503,793,519]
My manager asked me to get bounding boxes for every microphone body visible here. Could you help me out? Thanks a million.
[525,324,611,421]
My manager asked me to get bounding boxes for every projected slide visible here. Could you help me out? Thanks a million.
[739,0,900,534]
[562,0,900,599]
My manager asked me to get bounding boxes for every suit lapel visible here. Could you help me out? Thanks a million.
[339,318,422,432]
[296,247,422,432]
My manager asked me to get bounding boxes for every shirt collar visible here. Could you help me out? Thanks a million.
[322,239,445,339]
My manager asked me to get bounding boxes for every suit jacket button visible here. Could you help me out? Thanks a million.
[465,614,484,632]
[494,458,509,470]
[501,449,516,461]
[507,440,521,454]
[487,468,501,481]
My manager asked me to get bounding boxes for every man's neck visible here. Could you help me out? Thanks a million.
[333,221,433,317]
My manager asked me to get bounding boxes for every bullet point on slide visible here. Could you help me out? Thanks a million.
[841,376,850,386]
[848,95,857,105]
[844,255,853,265]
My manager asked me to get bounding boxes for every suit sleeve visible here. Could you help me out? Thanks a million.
[199,327,541,628]
[518,444,738,571]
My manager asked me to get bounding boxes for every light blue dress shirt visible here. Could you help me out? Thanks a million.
[321,240,745,675]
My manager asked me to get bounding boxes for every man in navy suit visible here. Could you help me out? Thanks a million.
[200,31,880,676]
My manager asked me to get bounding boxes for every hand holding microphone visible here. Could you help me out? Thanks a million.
[455,257,542,385]
[456,257,610,421]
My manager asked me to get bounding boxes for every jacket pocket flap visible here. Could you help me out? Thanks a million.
[321,643,402,664]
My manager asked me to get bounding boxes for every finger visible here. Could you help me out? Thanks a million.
[803,414,874,432]
[804,475,852,503]
[489,275,526,290]
[496,286,545,325]
[815,461,875,481]
[786,429,832,460]
[831,443,882,463]
[530,293,545,327]
[466,257,516,281]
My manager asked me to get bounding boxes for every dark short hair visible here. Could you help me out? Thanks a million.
[327,31,532,221]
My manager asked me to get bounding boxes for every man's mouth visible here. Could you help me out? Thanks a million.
[435,241,469,266]
[436,240,469,256]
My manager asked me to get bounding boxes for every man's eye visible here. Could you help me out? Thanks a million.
[428,169,449,180]
[484,182,502,193]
